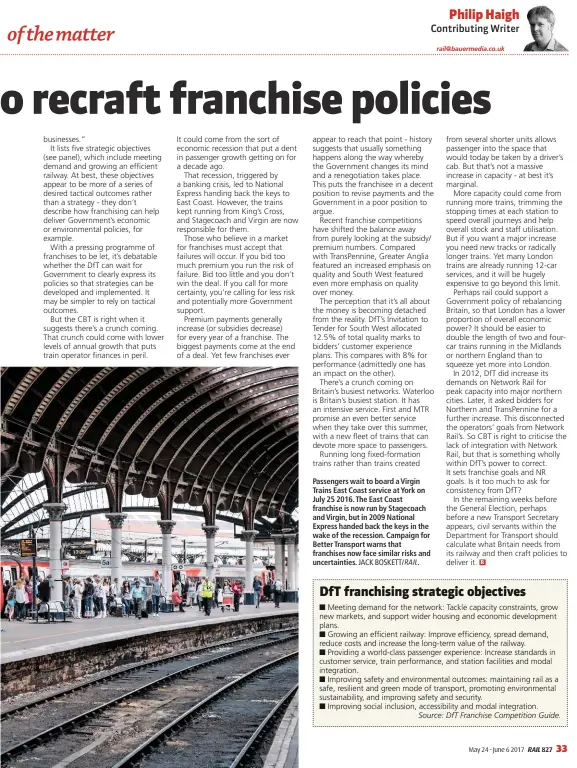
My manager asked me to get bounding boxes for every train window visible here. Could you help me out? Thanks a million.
[11,567,18,582]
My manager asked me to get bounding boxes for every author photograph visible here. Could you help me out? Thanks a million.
[524,6,568,51]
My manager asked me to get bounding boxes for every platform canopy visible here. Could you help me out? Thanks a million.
[1,367,298,538]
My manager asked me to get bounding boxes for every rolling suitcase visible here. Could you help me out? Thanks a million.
[141,608,148,618]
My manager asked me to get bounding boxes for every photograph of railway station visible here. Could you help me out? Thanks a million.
[1,366,299,768]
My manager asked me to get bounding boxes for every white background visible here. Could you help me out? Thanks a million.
[1,1,574,765]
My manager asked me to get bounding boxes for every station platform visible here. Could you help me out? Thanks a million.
[0,601,298,663]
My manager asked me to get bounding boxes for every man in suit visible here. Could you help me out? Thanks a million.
[524,7,568,51]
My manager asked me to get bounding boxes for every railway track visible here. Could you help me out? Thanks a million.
[113,654,298,768]
[1,631,298,767]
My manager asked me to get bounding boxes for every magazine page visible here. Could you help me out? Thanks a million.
[0,1,574,766]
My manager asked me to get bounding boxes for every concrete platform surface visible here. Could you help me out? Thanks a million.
[264,692,298,768]
[0,602,298,662]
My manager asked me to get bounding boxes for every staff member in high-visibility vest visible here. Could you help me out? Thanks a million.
[201,577,213,616]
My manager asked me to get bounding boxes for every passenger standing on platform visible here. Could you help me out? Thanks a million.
[14,579,26,620]
[201,577,213,616]
[72,579,83,619]
[93,577,104,619]
[273,577,283,608]
[24,579,33,618]
[92,576,100,617]
[252,575,262,608]
[182,578,189,607]
[82,577,94,617]
[99,578,107,616]
[214,582,222,609]
[63,576,72,608]
[13,580,26,621]
[263,579,271,603]
[231,579,243,612]
[196,580,203,611]
[131,580,145,619]
[172,586,185,612]
[121,580,132,616]
[38,574,51,606]
[102,578,112,615]
[151,574,163,616]
[5,584,16,621]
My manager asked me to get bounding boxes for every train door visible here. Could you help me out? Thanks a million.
[2,566,18,583]
[1,566,18,616]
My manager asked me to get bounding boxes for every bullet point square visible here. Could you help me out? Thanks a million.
[320,703,326,709]
[319,631,325,637]
[319,604,326,610]
[320,649,326,655]
[319,676,326,682]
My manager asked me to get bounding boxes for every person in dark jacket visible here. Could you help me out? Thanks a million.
[272,577,283,608]
[82,577,94,617]
[263,580,272,603]
[37,576,51,603]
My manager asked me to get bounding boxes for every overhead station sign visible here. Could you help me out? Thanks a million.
[67,545,95,558]
[19,538,37,557]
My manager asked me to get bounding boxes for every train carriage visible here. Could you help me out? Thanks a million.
[0,554,50,615]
